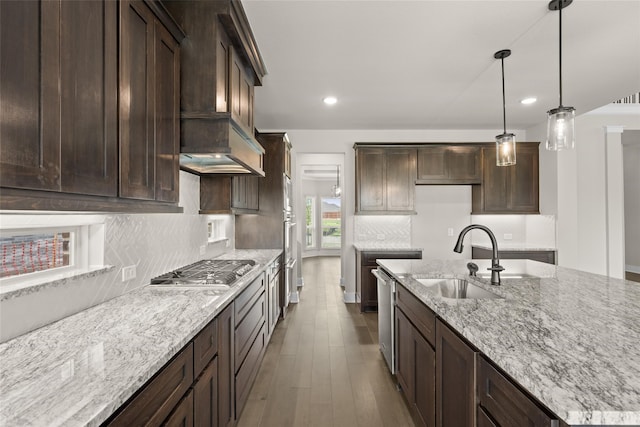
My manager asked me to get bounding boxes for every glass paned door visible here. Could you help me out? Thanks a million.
[321,197,341,249]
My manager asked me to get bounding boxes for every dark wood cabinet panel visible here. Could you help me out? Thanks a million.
[120,0,180,202]
[395,308,415,404]
[232,176,259,211]
[193,358,217,427]
[355,145,416,214]
[1,0,118,196]
[472,246,556,265]
[107,344,194,426]
[356,251,422,312]
[478,357,557,427]
[217,303,235,427]
[436,319,476,427]
[396,283,435,345]
[193,319,218,378]
[472,142,540,214]
[164,389,194,427]
[417,145,481,184]
[395,307,436,427]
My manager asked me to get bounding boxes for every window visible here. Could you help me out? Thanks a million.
[321,197,341,249]
[0,214,106,294]
[305,196,316,249]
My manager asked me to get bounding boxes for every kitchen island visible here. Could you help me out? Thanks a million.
[0,249,281,427]
[377,258,640,426]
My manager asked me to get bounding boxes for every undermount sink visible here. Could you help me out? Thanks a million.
[416,278,504,300]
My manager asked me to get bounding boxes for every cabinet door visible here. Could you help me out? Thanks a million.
[1,1,117,195]
[480,148,510,213]
[395,309,415,404]
[59,1,118,196]
[386,149,416,212]
[360,266,377,312]
[447,146,481,183]
[193,358,218,427]
[217,304,235,427]
[356,148,386,212]
[120,0,156,200]
[508,144,539,213]
[417,147,448,181]
[436,320,476,427]
[154,20,180,203]
[414,329,436,427]
[164,389,194,427]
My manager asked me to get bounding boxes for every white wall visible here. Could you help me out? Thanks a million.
[0,172,231,342]
[623,130,640,272]
[286,128,525,302]
[526,107,640,276]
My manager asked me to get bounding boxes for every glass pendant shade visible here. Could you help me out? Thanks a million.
[546,106,575,150]
[496,133,516,166]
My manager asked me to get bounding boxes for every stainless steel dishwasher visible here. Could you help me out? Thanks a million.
[372,268,395,374]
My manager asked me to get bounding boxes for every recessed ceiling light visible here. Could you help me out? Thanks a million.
[521,97,537,105]
[323,96,338,105]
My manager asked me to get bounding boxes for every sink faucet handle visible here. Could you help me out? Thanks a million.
[466,262,479,276]
[489,264,505,273]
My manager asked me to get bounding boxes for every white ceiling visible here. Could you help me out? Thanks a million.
[242,0,640,131]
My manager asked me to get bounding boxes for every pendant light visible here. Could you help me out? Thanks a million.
[494,49,516,166]
[333,165,341,197]
[546,0,575,151]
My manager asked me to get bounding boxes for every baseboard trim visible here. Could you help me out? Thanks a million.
[343,291,356,303]
[625,264,640,274]
[290,290,300,304]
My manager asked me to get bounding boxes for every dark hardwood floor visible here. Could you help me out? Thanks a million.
[237,256,415,427]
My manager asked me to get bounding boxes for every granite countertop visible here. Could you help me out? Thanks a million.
[353,243,423,252]
[0,249,281,427]
[377,258,640,426]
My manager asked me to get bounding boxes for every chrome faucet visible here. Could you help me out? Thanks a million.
[453,224,504,285]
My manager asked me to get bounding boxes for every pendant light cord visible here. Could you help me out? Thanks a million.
[501,57,507,134]
[558,1,563,107]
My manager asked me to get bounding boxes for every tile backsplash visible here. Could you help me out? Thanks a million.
[0,171,231,342]
[354,215,412,248]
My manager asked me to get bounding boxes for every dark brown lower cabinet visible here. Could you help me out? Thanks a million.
[395,308,436,427]
[436,319,477,427]
[217,303,235,427]
[193,358,218,427]
[164,390,194,427]
[477,356,559,427]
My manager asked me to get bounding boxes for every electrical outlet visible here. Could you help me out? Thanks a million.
[504,233,513,240]
[377,234,385,240]
[447,228,454,237]
[199,245,206,255]
[122,265,136,282]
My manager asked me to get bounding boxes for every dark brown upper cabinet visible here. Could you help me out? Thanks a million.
[355,145,417,214]
[0,1,118,197]
[417,145,482,184]
[119,0,180,203]
[199,175,259,214]
[472,142,540,214]
[0,0,184,212]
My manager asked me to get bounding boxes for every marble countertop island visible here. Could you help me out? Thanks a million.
[0,249,281,427]
[377,258,640,426]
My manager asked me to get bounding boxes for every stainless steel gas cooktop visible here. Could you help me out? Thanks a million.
[150,259,256,287]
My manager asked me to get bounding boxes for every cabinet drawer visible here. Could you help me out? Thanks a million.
[235,293,265,371]
[162,389,194,427]
[396,284,436,346]
[193,318,217,378]
[235,274,264,323]
[108,343,194,426]
[478,356,557,427]
[193,357,218,427]
[236,323,266,416]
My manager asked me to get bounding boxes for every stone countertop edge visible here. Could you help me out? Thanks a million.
[0,249,282,427]
[376,258,640,426]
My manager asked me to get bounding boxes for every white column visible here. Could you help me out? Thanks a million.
[605,125,625,279]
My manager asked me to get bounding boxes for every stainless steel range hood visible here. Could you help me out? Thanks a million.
[179,114,265,176]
